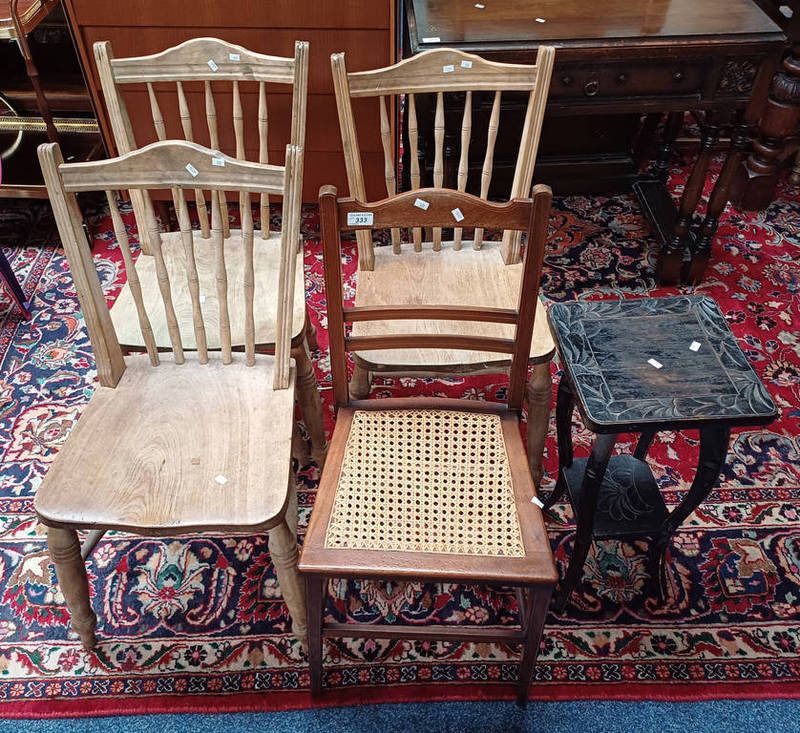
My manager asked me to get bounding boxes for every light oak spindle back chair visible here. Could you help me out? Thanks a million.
[94,38,325,464]
[299,184,557,705]
[36,139,308,649]
[331,47,556,484]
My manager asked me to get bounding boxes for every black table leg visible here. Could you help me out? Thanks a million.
[0,248,31,320]
[543,375,575,510]
[650,425,731,601]
[553,431,618,613]
[634,428,657,460]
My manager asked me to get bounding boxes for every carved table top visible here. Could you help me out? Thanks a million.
[548,295,778,432]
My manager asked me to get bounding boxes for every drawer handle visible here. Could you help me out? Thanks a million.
[617,72,628,84]
[583,80,600,96]
[673,70,684,82]
[561,74,574,86]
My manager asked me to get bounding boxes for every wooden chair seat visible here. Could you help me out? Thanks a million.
[110,229,306,350]
[36,352,296,534]
[301,399,555,582]
[353,240,554,370]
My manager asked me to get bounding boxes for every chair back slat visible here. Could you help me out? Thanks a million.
[173,186,209,362]
[95,38,308,245]
[210,191,233,362]
[332,46,554,267]
[453,90,472,251]
[147,82,167,141]
[105,190,159,366]
[379,95,401,254]
[39,140,300,391]
[320,185,552,411]
[407,93,422,252]
[258,81,270,239]
[176,80,211,238]
[474,90,502,250]
[432,91,445,251]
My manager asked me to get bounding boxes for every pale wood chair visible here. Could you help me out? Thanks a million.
[36,139,308,649]
[331,46,556,484]
[300,184,558,705]
[93,37,325,465]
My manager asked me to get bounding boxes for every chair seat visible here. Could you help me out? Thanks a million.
[352,241,554,371]
[300,398,557,585]
[0,0,56,37]
[35,352,296,535]
[110,229,306,350]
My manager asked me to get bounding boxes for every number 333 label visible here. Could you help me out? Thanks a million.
[347,212,374,226]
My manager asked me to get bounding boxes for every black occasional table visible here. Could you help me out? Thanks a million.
[543,295,777,611]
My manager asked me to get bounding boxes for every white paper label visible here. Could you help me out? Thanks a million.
[461,60,473,69]
[207,59,219,72]
[211,156,226,167]
[200,295,206,304]
[214,474,228,485]
[648,358,663,369]
[185,163,199,177]
[443,64,455,73]
[531,495,545,509]
[422,36,441,43]
[689,341,701,352]
[347,211,374,226]
[414,198,430,210]
[451,207,464,222]
[475,3,485,8]
[229,53,241,61]
[535,17,547,23]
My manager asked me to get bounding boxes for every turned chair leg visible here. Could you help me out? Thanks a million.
[305,318,319,352]
[305,574,325,695]
[291,419,312,468]
[350,362,371,400]
[270,518,308,650]
[47,526,98,649]
[525,361,553,487]
[291,340,327,466]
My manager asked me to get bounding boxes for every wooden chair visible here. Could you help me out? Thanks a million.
[299,184,558,705]
[331,46,556,484]
[93,37,325,465]
[36,139,308,649]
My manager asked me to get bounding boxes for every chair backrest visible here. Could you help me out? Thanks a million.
[320,183,552,412]
[331,46,554,270]
[94,37,309,241]
[38,139,302,391]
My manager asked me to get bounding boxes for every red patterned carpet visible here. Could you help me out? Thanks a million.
[0,156,798,716]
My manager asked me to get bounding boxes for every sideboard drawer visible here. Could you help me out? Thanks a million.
[550,60,707,100]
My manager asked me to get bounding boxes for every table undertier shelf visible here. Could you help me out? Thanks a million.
[562,454,667,541]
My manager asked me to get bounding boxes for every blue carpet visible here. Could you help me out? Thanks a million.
[2,700,800,733]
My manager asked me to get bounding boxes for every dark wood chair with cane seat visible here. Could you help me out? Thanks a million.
[36,139,308,649]
[299,184,558,705]
[331,47,556,485]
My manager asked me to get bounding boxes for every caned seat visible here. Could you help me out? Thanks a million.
[37,139,308,650]
[94,37,325,464]
[300,185,558,705]
[332,46,556,484]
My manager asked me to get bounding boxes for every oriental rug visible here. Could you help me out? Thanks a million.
[0,153,798,716]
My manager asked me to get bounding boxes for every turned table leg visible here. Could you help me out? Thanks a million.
[658,112,720,286]
[47,526,97,649]
[733,44,800,211]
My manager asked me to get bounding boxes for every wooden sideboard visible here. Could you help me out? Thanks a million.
[61,0,397,201]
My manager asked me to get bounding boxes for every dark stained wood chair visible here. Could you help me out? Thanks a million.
[299,184,558,705]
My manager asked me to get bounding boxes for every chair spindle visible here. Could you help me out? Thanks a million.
[210,187,233,364]
[474,90,501,250]
[176,81,211,238]
[408,93,422,252]
[453,90,472,251]
[379,95,401,254]
[258,81,270,238]
[433,91,444,251]
[205,80,231,239]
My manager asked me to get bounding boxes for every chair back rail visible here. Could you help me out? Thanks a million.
[331,46,554,269]
[320,184,552,412]
[94,38,309,246]
[38,139,301,390]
